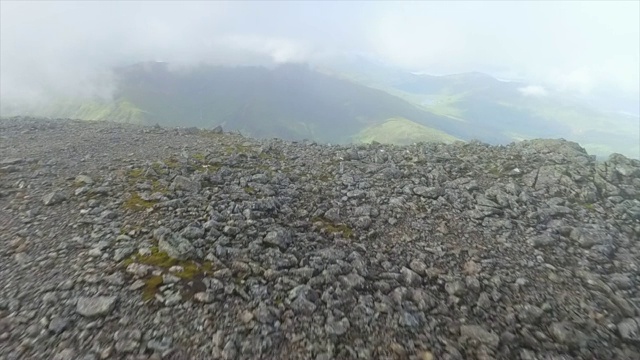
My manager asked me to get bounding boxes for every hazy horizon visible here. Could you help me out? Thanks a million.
[1,1,638,110]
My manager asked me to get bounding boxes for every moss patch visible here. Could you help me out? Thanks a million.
[123,247,215,302]
[142,275,163,301]
[223,144,254,155]
[198,130,224,140]
[485,164,502,177]
[164,157,181,169]
[192,153,207,162]
[128,168,145,179]
[312,216,355,239]
[122,192,157,211]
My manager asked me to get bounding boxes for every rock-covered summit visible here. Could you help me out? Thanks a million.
[1,117,639,359]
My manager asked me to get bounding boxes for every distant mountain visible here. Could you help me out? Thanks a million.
[352,117,461,145]
[12,62,477,145]
[319,57,640,159]
[3,59,637,158]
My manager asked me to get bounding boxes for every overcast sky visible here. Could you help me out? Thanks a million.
[1,1,638,103]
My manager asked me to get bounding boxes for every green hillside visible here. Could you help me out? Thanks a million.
[13,62,473,145]
[352,117,461,145]
[321,58,639,158]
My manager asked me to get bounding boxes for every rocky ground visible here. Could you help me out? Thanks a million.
[0,116,639,360]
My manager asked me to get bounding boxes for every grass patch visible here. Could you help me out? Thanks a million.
[122,192,157,211]
[223,144,254,155]
[142,275,163,301]
[198,130,223,140]
[151,162,167,174]
[165,157,180,169]
[311,216,354,239]
[353,117,461,145]
[123,246,215,302]
[192,153,207,162]
[486,164,502,177]
[128,168,145,179]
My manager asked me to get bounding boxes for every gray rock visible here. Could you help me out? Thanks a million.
[52,348,75,360]
[113,247,134,262]
[147,337,173,353]
[413,186,443,199]
[43,190,65,205]
[263,229,291,250]
[325,317,350,336]
[181,225,205,240]
[399,311,421,328]
[114,329,142,353]
[290,296,317,315]
[76,296,117,317]
[75,175,94,185]
[193,292,215,303]
[340,272,366,290]
[609,273,634,290]
[212,125,223,134]
[570,228,611,249]
[222,339,238,360]
[347,189,366,198]
[155,227,195,260]
[48,317,69,334]
[324,208,341,223]
[400,266,421,286]
[460,325,500,348]
[445,280,466,296]
[548,321,588,348]
[516,304,544,324]
[171,175,200,193]
[529,234,556,248]
[409,259,427,276]
[617,318,639,344]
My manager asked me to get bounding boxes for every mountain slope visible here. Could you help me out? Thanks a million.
[107,62,476,144]
[320,57,640,158]
[352,117,461,145]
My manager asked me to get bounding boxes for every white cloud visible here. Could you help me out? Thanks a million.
[518,85,548,97]
[0,1,638,107]
[216,35,312,64]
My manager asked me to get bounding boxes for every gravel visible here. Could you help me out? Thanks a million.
[1,116,639,359]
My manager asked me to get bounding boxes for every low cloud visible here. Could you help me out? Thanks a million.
[1,1,637,109]
[518,85,548,97]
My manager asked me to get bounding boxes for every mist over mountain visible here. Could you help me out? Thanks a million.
[319,56,640,159]
[1,1,638,159]
[1,62,477,145]
[3,59,637,159]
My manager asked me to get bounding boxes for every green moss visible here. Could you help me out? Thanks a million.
[244,186,256,195]
[223,144,254,155]
[175,261,213,279]
[128,168,145,179]
[151,162,166,174]
[142,275,163,301]
[198,130,223,140]
[318,174,332,182]
[122,192,157,211]
[311,216,355,239]
[192,153,207,162]
[486,165,502,176]
[165,157,180,169]
[139,246,175,267]
[123,247,216,302]
[151,180,168,194]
